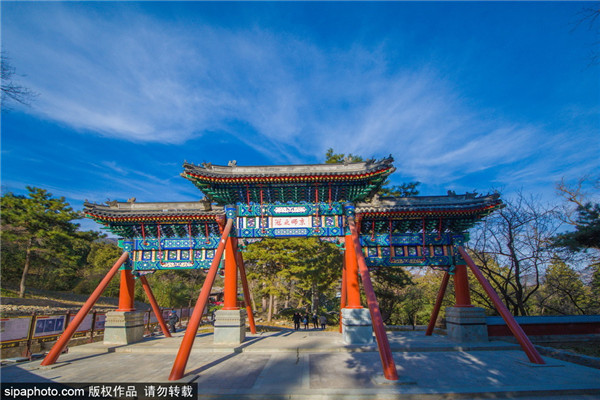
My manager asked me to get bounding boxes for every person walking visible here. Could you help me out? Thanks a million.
[292,312,301,330]
[302,314,309,330]
[319,314,327,330]
[168,310,179,334]
[312,313,319,329]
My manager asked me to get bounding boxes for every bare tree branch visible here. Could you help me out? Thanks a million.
[1,52,38,109]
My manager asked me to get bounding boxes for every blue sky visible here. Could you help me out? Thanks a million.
[2,2,598,232]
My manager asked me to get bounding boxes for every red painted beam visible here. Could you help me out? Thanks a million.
[457,246,544,364]
[426,271,450,336]
[347,215,399,381]
[140,276,171,338]
[169,218,233,381]
[41,252,130,366]
[234,240,257,334]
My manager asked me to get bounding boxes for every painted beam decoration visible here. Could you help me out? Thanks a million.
[84,160,504,272]
[84,200,224,272]
[236,202,344,238]
[354,192,502,270]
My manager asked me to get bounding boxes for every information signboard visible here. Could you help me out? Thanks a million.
[0,317,32,342]
[69,314,93,332]
[33,316,65,338]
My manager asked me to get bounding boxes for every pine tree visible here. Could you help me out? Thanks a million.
[0,187,92,297]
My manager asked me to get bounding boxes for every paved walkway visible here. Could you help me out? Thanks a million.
[2,329,600,399]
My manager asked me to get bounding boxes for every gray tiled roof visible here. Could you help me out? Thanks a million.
[182,157,395,178]
[356,192,502,214]
[84,200,223,219]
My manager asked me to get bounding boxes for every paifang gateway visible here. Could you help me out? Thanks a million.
[42,158,546,381]
[83,157,504,272]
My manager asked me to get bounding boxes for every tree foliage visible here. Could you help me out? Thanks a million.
[370,266,412,324]
[537,256,589,315]
[1,187,98,297]
[242,237,342,320]
[554,203,600,252]
[73,240,123,297]
[467,192,561,316]
[324,148,420,197]
[324,148,363,164]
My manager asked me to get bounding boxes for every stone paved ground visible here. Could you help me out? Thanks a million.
[2,330,600,399]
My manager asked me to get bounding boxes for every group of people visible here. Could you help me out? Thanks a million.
[292,312,327,330]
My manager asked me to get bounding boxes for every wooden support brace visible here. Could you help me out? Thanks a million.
[425,271,450,336]
[169,218,233,381]
[234,239,257,334]
[339,257,347,333]
[457,246,545,364]
[347,215,399,381]
[140,275,171,337]
[41,252,130,366]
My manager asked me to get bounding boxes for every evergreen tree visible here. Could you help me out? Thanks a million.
[324,148,420,196]
[0,187,96,297]
[553,202,600,252]
[243,237,342,320]
[539,256,589,315]
[74,240,123,296]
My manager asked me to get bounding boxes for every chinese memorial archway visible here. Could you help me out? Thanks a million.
[41,158,545,380]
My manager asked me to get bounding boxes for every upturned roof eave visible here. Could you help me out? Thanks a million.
[355,193,503,215]
[182,157,395,179]
[83,200,223,222]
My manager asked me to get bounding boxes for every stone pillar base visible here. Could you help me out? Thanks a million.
[103,311,145,345]
[342,308,373,345]
[446,306,488,342]
[214,309,246,344]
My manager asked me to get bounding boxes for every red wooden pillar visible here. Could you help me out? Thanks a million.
[42,252,129,366]
[140,275,171,337]
[344,235,362,309]
[453,264,472,307]
[346,211,398,381]
[117,269,136,312]
[223,235,239,310]
[233,240,257,334]
[425,271,450,336]
[169,218,233,381]
[457,247,544,364]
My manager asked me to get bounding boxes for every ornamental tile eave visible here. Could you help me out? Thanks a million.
[182,157,395,179]
[355,193,503,216]
[83,200,223,223]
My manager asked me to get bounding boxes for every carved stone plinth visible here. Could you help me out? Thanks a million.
[342,308,374,345]
[103,311,145,344]
[446,306,488,343]
[214,309,246,344]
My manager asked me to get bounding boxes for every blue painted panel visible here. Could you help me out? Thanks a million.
[360,233,458,247]
[237,202,343,217]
